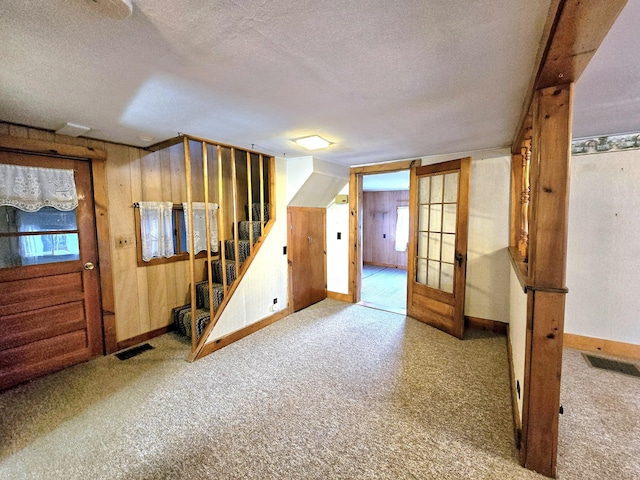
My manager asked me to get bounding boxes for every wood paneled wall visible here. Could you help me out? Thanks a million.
[362,190,409,269]
[0,123,203,346]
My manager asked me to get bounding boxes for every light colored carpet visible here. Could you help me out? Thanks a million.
[0,299,631,479]
[558,348,640,479]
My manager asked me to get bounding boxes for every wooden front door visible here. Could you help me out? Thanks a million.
[288,207,326,312]
[0,152,103,390]
[407,157,471,339]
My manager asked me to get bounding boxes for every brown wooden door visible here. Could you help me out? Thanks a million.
[406,157,471,339]
[0,152,103,390]
[288,207,326,312]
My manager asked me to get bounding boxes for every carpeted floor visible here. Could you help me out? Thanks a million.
[0,300,636,479]
[558,348,640,479]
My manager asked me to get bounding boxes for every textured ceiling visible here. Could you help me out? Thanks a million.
[573,0,640,139]
[0,0,636,167]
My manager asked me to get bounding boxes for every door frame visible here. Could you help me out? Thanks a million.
[348,159,420,303]
[0,134,117,354]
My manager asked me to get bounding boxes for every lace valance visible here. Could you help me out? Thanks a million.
[139,201,175,262]
[0,163,78,212]
[183,202,219,254]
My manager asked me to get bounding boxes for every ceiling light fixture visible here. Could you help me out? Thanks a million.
[293,135,332,150]
[90,0,133,19]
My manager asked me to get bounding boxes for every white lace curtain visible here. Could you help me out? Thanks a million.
[0,163,78,212]
[182,202,219,254]
[138,201,175,261]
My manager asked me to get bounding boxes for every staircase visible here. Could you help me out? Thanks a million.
[172,206,268,341]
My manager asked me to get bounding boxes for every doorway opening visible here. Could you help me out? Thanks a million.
[358,169,410,315]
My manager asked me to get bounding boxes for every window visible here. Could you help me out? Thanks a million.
[0,163,80,268]
[0,206,80,268]
[134,202,219,267]
[395,205,409,252]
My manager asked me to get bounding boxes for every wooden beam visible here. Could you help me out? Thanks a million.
[528,85,573,289]
[350,159,418,175]
[520,84,573,478]
[523,291,566,476]
[512,0,628,153]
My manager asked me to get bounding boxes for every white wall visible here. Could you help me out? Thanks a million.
[286,156,349,208]
[286,156,314,204]
[326,184,350,294]
[205,157,289,342]
[324,148,512,321]
[565,149,640,345]
[509,267,528,422]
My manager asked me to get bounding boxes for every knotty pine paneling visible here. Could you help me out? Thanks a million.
[0,123,198,345]
[363,190,409,269]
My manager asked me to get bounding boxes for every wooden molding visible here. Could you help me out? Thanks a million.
[350,160,418,306]
[90,157,117,354]
[348,170,362,304]
[327,291,353,302]
[564,333,640,361]
[198,308,289,357]
[363,261,407,270]
[465,316,507,335]
[0,134,106,160]
[350,159,419,175]
[116,325,174,352]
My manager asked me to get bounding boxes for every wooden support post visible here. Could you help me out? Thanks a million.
[230,148,240,276]
[259,154,265,236]
[183,137,197,350]
[246,151,253,249]
[218,145,227,294]
[521,83,573,478]
[202,142,214,321]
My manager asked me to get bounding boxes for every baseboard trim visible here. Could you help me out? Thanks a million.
[465,316,507,335]
[564,333,640,360]
[199,308,290,358]
[116,325,174,352]
[506,325,523,451]
[363,261,407,270]
[327,291,353,302]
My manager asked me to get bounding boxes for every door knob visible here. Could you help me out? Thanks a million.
[455,253,463,267]
[84,262,95,271]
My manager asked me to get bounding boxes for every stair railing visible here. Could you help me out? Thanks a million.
[180,133,273,359]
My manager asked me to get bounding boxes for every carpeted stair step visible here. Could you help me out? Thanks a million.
[238,221,262,242]
[172,305,210,339]
[210,259,237,286]
[245,203,270,224]
[224,239,251,263]
[195,281,224,310]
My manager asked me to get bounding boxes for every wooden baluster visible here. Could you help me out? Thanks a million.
[519,141,531,260]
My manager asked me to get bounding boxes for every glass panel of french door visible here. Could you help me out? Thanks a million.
[415,171,459,293]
